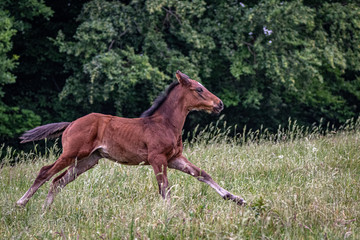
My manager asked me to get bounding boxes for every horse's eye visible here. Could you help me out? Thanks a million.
[196,87,203,93]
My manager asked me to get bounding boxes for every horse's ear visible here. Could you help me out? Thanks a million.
[176,70,191,87]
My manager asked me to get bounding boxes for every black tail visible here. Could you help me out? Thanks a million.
[20,122,71,143]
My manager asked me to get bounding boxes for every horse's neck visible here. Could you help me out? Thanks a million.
[155,88,189,136]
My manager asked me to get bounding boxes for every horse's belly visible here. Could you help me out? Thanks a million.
[97,145,148,165]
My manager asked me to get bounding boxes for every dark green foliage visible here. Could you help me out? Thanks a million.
[1,0,360,147]
[0,0,52,142]
[0,10,17,91]
[204,0,360,128]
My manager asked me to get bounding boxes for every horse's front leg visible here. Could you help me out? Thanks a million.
[168,156,245,205]
[149,155,170,200]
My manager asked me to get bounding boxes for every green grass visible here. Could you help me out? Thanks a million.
[1,119,359,239]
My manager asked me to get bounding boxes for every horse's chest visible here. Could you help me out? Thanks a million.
[159,136,183,159]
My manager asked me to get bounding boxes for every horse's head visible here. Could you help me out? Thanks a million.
[176,70,224,114]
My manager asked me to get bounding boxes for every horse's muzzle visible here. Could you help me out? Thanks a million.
[213,100,224,114]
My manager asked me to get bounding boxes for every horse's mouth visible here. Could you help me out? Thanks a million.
[212,106,223,114]
[213,100,224,114]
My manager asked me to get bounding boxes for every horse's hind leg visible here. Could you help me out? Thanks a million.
[168,156,245,205]
[42,153,101,210]
[16,154,75,207]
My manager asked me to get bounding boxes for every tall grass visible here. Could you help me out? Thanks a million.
[1,119,359,239]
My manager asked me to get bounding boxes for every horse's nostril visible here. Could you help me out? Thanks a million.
[219,101,224,108]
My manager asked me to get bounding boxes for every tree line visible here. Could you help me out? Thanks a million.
[1,0,360,148]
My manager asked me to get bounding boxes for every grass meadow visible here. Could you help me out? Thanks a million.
[1,119,359,239]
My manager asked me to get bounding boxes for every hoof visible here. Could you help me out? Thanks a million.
[223,194,246,206]
[234,197,246,206]
[16,200,26,208]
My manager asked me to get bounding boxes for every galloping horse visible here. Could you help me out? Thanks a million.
[17,70,245,209]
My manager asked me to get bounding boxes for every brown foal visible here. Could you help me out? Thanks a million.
[17,70,245,209]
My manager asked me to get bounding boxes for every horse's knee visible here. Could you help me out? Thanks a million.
[158,182,170,199]
[195,170,212,183]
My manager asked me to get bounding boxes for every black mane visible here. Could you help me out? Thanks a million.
[140,81,179,118]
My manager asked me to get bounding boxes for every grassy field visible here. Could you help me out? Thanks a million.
[1,119,359,239]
